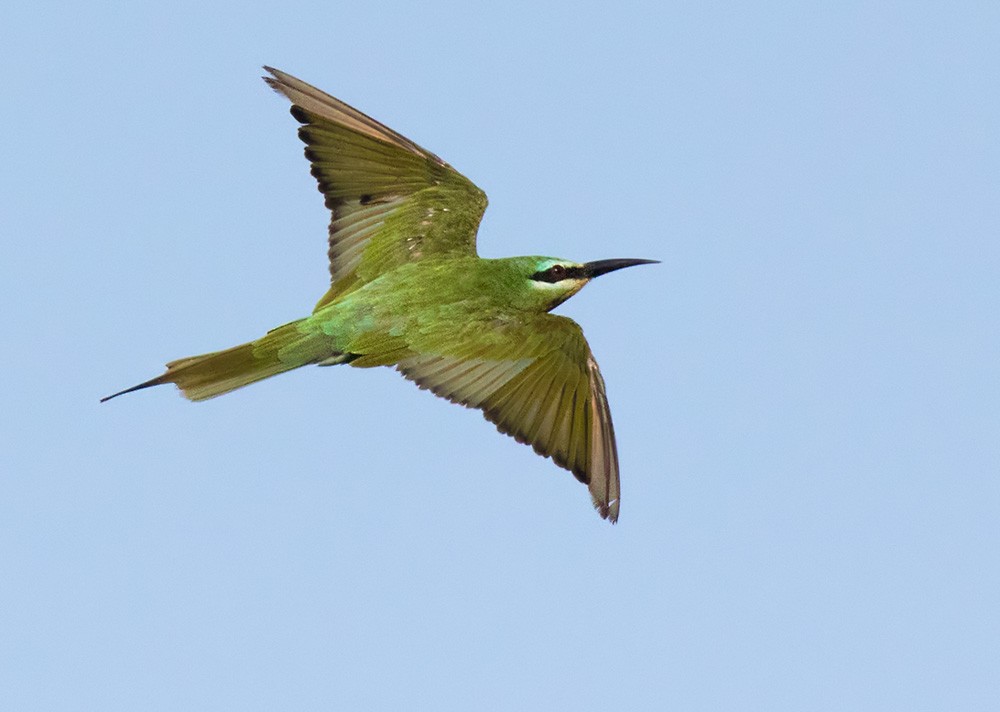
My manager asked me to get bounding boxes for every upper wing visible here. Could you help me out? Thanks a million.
[396,314,621,522]
[263,67,488,302]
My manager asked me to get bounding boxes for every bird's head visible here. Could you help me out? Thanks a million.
[511,256,659,311]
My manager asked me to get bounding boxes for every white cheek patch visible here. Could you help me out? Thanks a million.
[529,279,571,291]
[529,278,588,301]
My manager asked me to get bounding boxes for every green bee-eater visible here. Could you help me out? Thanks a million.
[103,67,657,522]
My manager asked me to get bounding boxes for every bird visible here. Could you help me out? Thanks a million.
[102,67,657,522]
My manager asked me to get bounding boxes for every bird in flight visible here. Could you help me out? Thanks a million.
[103,67,657,522]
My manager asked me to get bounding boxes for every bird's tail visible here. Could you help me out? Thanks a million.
[101,319,333,402]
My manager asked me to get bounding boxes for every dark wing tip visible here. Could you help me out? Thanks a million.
[262,66,293,99]
[595,498,620,524]
[262,66,284,83]
[262,66,280,88]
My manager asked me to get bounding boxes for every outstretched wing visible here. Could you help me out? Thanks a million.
[396,314,621,522]
[263,67,488,303]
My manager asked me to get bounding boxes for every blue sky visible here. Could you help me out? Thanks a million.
[2,2,998,710]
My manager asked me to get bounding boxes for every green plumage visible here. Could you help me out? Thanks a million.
[102,67,657,523]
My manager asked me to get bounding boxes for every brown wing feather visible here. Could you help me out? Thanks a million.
[396,316,621,522]
[263,67,488,296]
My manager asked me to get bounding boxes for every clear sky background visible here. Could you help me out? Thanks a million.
[2,2,998,710]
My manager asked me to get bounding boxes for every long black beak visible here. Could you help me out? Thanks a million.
[582,258,660,279]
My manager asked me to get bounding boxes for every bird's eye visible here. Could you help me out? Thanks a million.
[549,264,566,280]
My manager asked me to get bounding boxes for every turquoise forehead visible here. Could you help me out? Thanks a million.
[531,256,579,270]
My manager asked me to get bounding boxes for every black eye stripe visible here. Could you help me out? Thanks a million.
[530,265,585,282]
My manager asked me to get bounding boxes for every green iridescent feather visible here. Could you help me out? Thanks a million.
[102,67,657,523]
